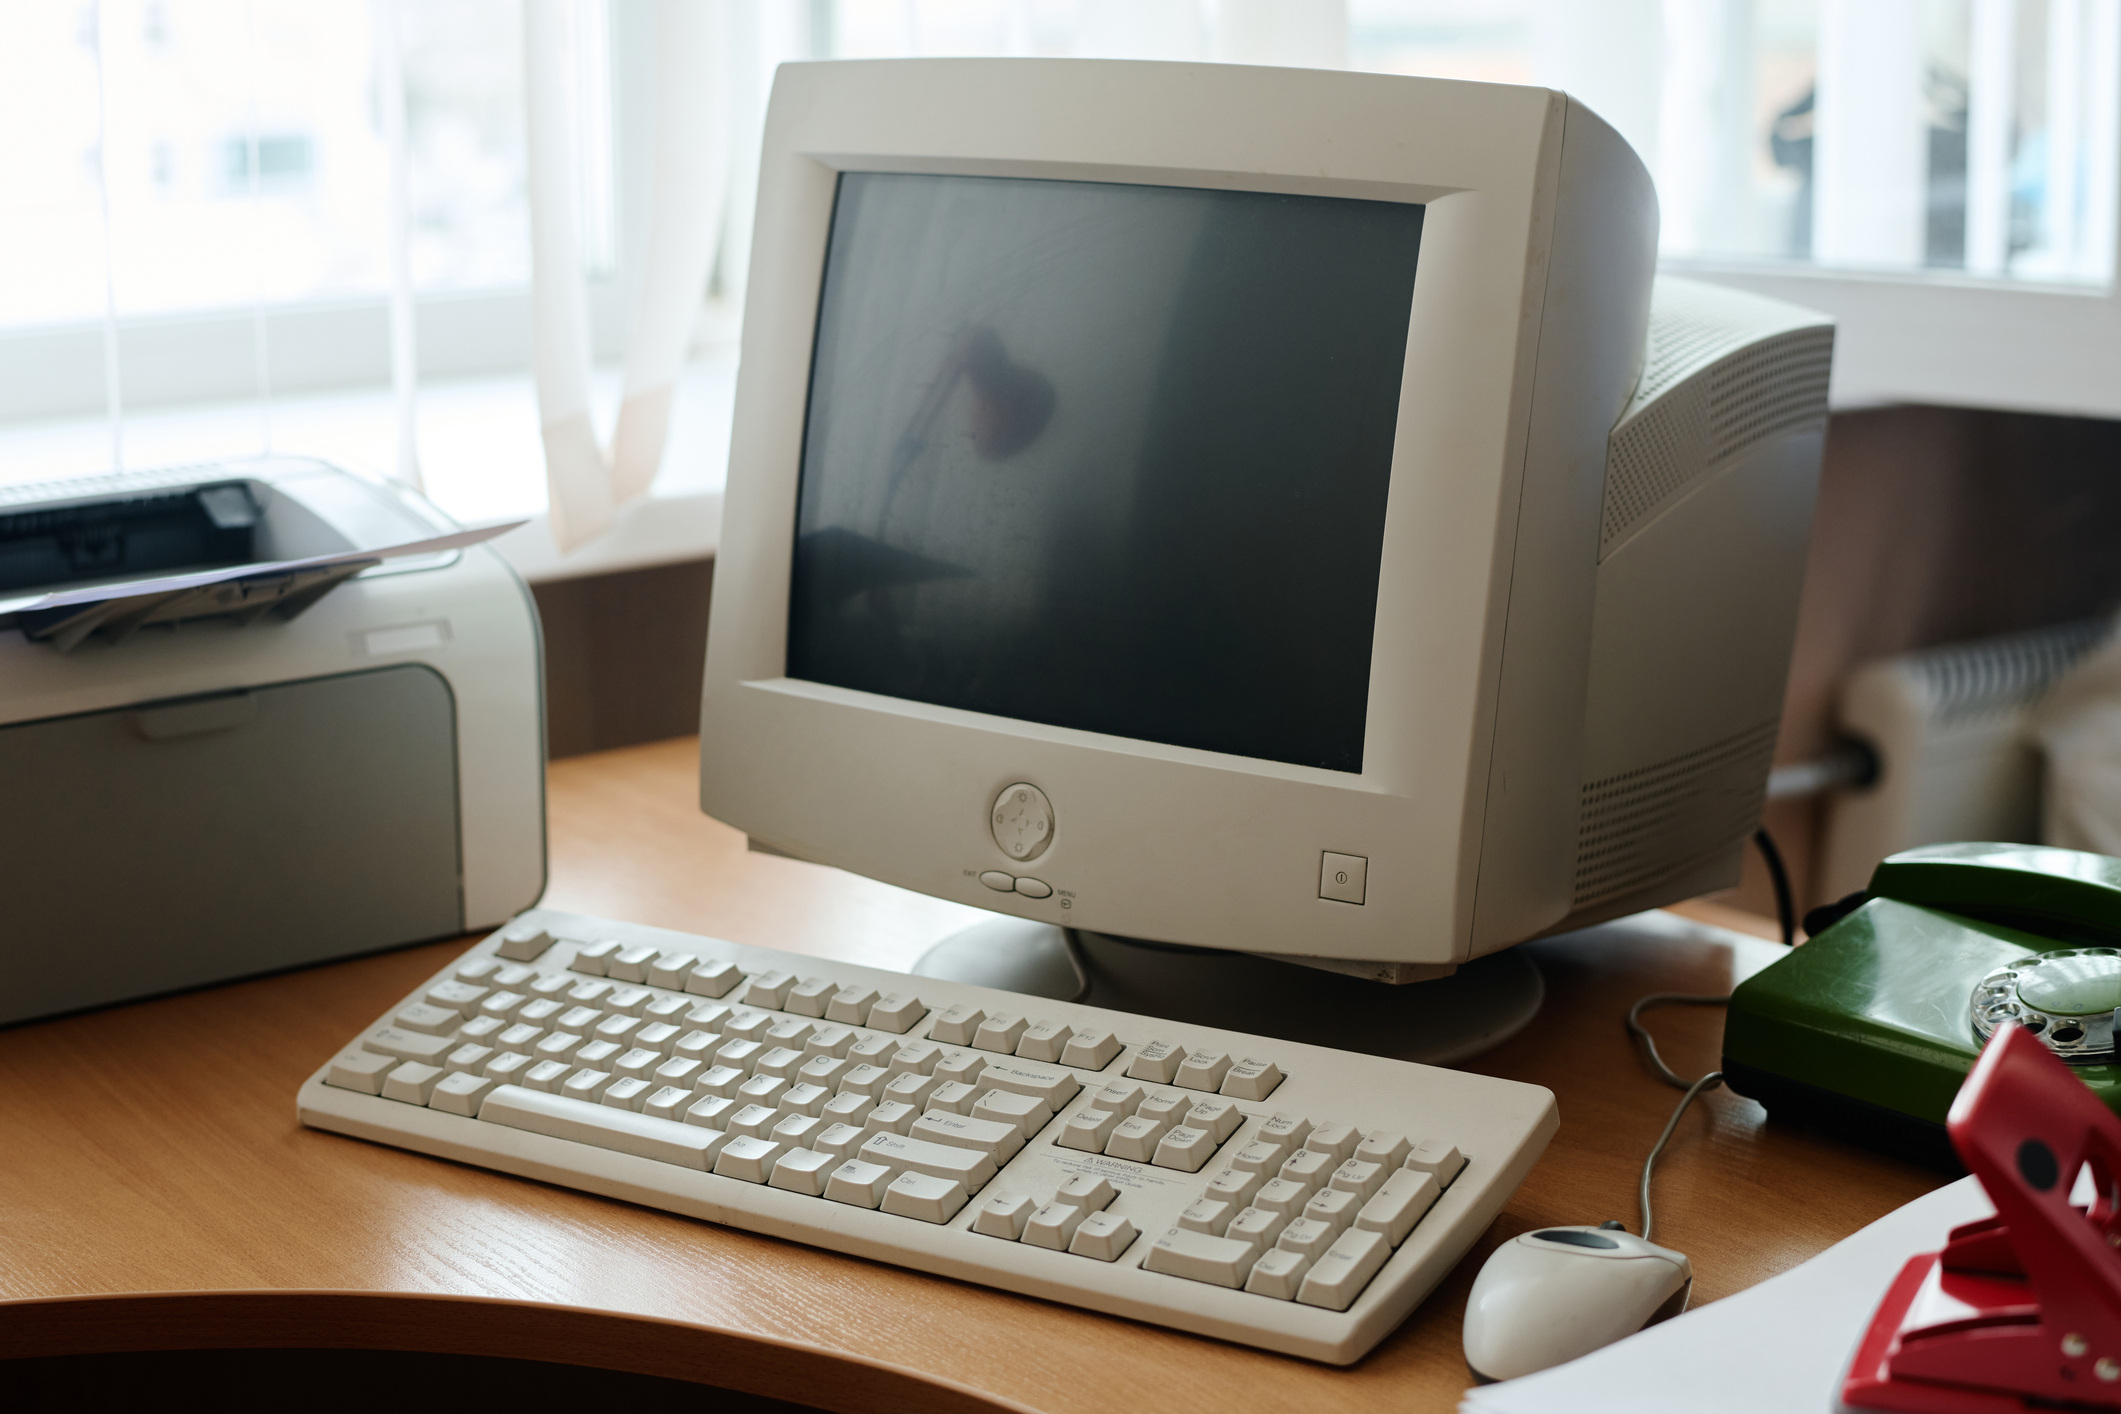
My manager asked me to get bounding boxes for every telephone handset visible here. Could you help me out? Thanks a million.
[1723,842,2121,1170]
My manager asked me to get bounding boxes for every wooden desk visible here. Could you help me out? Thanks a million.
[0,737,1943,1411]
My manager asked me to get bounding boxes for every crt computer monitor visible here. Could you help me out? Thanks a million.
[699,59,1832,1020]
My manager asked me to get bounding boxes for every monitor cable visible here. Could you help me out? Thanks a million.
[1624,992,1729,1244]
[1752,827,1796,947]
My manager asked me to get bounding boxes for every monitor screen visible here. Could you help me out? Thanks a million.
[788,172,1423,773]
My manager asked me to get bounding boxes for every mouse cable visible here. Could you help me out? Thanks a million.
[1626,993,1731,1244]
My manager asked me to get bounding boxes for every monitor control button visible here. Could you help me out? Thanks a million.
[1320,852,1367,905]
[1013,877,1052,899]
[979,871,1016,892]
[991,783,1054,862]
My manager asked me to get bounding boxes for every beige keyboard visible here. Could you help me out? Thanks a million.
[299,908,1557,1363]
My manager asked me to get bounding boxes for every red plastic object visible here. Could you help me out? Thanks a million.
[1843,1024,2121,1411]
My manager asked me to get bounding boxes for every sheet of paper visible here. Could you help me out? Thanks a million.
[1460,1176,1991,1414]
[0,519,525,617]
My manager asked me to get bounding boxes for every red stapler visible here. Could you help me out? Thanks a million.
[1844,1023,2121,1411]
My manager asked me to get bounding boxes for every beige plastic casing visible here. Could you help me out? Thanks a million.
[698,60,1658,965]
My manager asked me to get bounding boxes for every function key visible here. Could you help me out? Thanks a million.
[785,977,838,1018]
[1220,1057,1284,1101]
[1175,1050,1232,1092]
[867,993,928,1034]
[568,939,621,975]
[494,925,554,961]
[972,1013,1030,1054]
[745,971,797,1009]
[929,1003,985,1045]
[826,985,882,1025]
[607,945,659,983]
[684,959,743,999]
[1014,1019,1072,1062]
[647,952,699,988]
[1125,1040,1185,1084]
[1059,1027,1122,1070]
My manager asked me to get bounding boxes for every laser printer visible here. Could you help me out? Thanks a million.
[0,456,545,1025]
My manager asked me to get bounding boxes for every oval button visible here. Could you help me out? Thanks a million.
[1013,878,1053,899]
[979,871,1016,892]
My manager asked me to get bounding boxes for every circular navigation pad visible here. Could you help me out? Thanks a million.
[991,783,1054,862]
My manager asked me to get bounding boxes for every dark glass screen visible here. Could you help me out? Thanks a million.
[788,172,1423,773]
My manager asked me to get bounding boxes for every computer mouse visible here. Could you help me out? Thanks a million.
[1462,1223,1693,1382]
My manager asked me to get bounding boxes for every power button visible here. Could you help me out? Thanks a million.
[991,783,1054,862]
[1320,851,1367,905]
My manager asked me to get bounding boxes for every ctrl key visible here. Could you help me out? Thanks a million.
[326,1050,397,1095]
[880,1171,970,1224]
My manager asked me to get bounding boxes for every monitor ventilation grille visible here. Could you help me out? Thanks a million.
[1572,718,1781,910]
[1600,325,1834,558]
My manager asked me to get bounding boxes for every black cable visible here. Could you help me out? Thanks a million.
[1753,827,1796,947]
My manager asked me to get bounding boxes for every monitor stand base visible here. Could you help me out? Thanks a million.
[911,919,1542,1066]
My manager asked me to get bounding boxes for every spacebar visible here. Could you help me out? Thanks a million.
[477,1084,719,1170]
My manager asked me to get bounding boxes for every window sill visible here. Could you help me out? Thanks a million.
[0,361,737,585]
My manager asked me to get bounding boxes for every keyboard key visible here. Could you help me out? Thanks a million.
[722,1009,774,1042]
[763,1019,814,1050]
[653,1056,702,1089]
[1307,1122,1362,1163]
[364,1026,453,1064]
[1226,1205,1289,1256]
[1144,1227,1258,1288]
[786,977,838,1017]
[685,1095,739,1130]
[1220,1057,1284,1101]
[1254,1178,1315,1219]
[494,963,538,988]
[911,1111,1022,1162]
[858,1131,997,1190]
[887,1041,943,1076]
[425,980,489,1015]
[743,971,796,1009]
[934,1050,991,1086]
[1245,1247,1311,1300]
[866,993,927,1034]
[446,1043,495,1073]
[523,1059,572,1092]
[714,1038,764,1072]
[1023,1202,1085,1251]
[1089,1079,1147,1116]
[1180,1199,1235,1235]
[569,939,620,975]
[825,1159,894,1208]
[971,1088,1051,1139]
[684,959,743,998]
[753,1047,806,1081]
[1203,1166,1266,1209]
[1357,1168,1439,1245]
[837,1064,892,1100]
[1057,1107,1120,1153]
[1070,1212,1138,1262]
[1355,1130,1412,1169]
[1277,1217,1341,1260]
[480,1084,730,1170]
[929,1003,985,1045]
[326,1049,397,1094]
[455,1015,507,1048]
[881,1171,970,1224]
[804,1025,858,1059]
[1406,1139,1466,1185]
[647,952,699,988]
[1256,1113,1313,1155]
[779,1082,831,1118]
[574,1039,624,1072]
[847,1033,899,1067]
[454,956,503,982]
[714,1135,789,1183]
[1105,1115,1170,1161]
[1304,1187,1362,1233]
[1136,1090,1192,1128]
[1126,1040,1185,1084]
[1187,1099,1244,1143]
[928,1081,981,1115]
[494,925,553,961]
[567,979,615,1006]
[393,1002,461,1036]
[610,1048,660,1083]
[977,1057,1078,1108]
[1055,1174,1117,1212]
[797,1055,853,1090]
[768,1147,835,1196]
[1175,1050,1232,1092]
[730,1095,783,1133]
[972,1012,1030,1054]
[884,1072,943,1110]
[694,1064,746,1100]
[593,1015,643,1046]
[642,1085,694,1120]
[1298,1227,1390,1311]
[864,1101,918,1136]
[821,1091,876,1126]
[495,1022,544,1053]
[526,973,574,998]
[772,1113,827,1149]
[1280,1149,1337,1191]
[634,1022,680,1055]
[1330,1159,1388,1203]
[975,1192,1036,1240]
[1014,1020,1072,1062]
[813,1122,868,1161]
[561,1069,615,1104]
[685,1002,735,1034]
[825,985,881,1025]
[1153,1125,1218,1172]
[1060,1027,1122,1070]
[607,945,658,983]
[517,998,565,1027]
[602,1077,653,1111]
